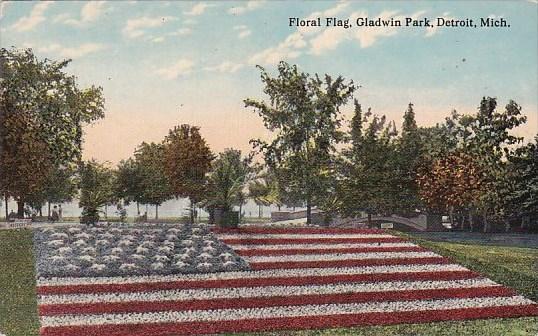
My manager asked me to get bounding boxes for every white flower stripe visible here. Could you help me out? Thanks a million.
[216,234,396,239]
[37,264,468,286]
[245,251,440,263]
[229,242,419,250]
[40,296,533,327]
[38,278,499,305]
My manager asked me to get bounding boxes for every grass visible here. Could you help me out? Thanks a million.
[0,229,40,336]
[0,228,536,336]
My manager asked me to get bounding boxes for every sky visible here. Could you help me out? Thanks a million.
[1,0,537,165]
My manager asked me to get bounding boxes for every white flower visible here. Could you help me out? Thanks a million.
[51,232,68,239]
[58,247,72,254]
[47,240,64,247]
[110,228,122,233]
[180,239,194,247]
[73,239,87,247]
[111,247,123,254]
[153,255,169,262]
[222,260,237,268]
[74,232,91,240]
[175,253,191,261]
[78,255,95,263]
[219,252,235,260]
[49,255,66,263]
[99,232,115,239]
[182,247,196,255]
[140,241,155,248]
[103,255,121,263]
[119,263,137,271]
[136,246,149,254]
[202,245,216,253]
[95,239,110,246]
[151,262,165,270]
[157,246,173,253]
[174,261,189,268]
[81,247,97,254]
[118,240,133,247]
[162,240,175,247]
[67,227,82,233]
[196,262,212,270]
[63,264,80,271]
[165,234,178,241]
[89,263,107,271]
[130,254,145,261]
[197,252,213,260]
[167,228,180,234]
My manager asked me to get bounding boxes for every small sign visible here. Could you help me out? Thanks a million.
[380,222,394,229]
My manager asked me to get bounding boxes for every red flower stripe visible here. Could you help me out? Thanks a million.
[221,237,405,245]
[39,304,538,336]
[237,246,426,256]
[39,286,515,316]
[250,256,450,270]
[37,270,477,295]
[213,228,386,235]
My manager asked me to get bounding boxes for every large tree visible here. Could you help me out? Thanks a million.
[163,124,214,223]
[134,142,173,219]
[334,101,399,221]
[245,62,356,224]
[0,48,105,216]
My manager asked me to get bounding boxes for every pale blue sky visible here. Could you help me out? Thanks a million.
[1,0,537,163]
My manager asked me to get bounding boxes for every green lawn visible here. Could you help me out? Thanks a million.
[0,229,536,336]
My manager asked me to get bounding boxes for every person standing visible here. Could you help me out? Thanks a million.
[51,206,59,222]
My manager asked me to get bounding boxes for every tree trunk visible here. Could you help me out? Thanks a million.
[4,194,8,219]
[17,200,24,218]
[277,205,281,211]
[483,211,489,233]
[39,207,43,217]
[190,199,195,224]
[155,204,159,220]
[48,202,51,218]
[306,198,312,225]
[136,202,140,215]
[367,213,372,226]
[105,204,108,219]
[469,211,474,232]
[238,204,242,223]
[449,206,454,228]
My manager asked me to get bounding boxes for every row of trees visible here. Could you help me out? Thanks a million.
[2,48,535,231]
[247,62,537,232]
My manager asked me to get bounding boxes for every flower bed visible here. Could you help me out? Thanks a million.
[35,227,538,336]
[33,224,249,278]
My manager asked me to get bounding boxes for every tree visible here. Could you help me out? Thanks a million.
[458,98,527,231]
[334,101,399,222]
[245,62,356,224]
[163,124,214,223]
[393,103,422,215]
[504,135,538,230]
[115,158,144,214]
[0,48,105,216]
[79,160,116,224]
[417,151,486,230]
[204,149,253,225]
[134,142,172,219]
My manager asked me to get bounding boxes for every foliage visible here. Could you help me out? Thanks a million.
[333,101,399,218]
[0,48,104,215]
[246,61,356,223]
[78,160,116,224]
[504,135,538,229]
[134,142,172,214]
[417,151,485,214]
[163,124,214,222]
[205,149,254,213]
[115,158,144,208]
